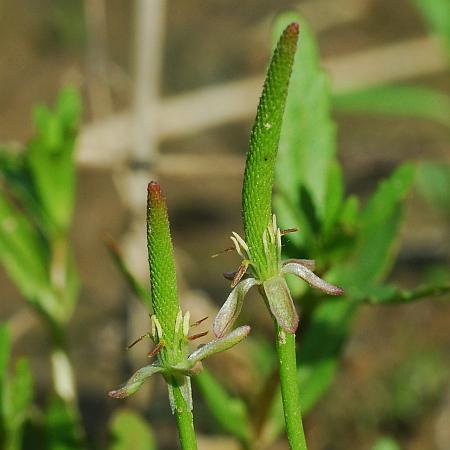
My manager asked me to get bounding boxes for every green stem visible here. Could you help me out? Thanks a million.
[171,382,198,450]
[275,322,308,450]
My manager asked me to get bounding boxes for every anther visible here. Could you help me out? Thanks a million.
[190,316,208,327]
[231,261,249,288]
[280,227,299,235]
[211,246,235,258]
[147,342,164,358]
[188,331,208,341]
[127,332,151,349]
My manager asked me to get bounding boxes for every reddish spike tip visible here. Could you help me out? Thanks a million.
[148,181,162,195]
[147,181,166,208]
[286,22,299,33]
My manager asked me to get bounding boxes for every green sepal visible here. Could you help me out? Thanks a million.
[108,365,163,399]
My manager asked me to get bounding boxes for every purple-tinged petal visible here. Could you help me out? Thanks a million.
[282,263,344,296]
[213,278,259,338]
[188,325,251,365]
[108,364,163,399]
[282,258,316,271]
[262,276,299,333]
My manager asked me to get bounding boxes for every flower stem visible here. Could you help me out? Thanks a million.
[275,322,308,450]
[171,381,198,450]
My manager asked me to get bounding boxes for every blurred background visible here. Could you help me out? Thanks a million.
[0,0,449,449]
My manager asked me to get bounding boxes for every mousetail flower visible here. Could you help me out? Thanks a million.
[147,181,179,343]
[242,22,299,279]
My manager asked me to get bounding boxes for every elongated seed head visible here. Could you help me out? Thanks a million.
[242,23,299,279]
[147,181,179,342]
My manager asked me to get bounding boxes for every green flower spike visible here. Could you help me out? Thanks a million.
[213,23,343,338]
[109,182,250,413]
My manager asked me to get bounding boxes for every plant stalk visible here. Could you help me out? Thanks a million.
[171,381,198,450]
[275,322,308,450]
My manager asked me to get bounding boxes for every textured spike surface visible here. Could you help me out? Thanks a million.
[147,181,179,342]
[242,23,299,279]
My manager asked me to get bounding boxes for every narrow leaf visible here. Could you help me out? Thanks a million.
[26,89,81,232]
[334,85,450,128]
[0,193,50,301]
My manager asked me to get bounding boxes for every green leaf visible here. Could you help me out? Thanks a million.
[338,163,416,289]
[0,324,10,380]
[413,0,450,50]
[195,369,251,445]
[7,359,33,450]
[371,437,401,450]
[334,85,450,128]
[0,334,33,450]
[44,396,84,450]
[416,161,450,214]
[109,409,156,450]
[147,182,180,342]
[0,193,51,301]
[242,21,299,275]
[0,149,45,229]
[105,236,153,310]
[26,88,81,232]
[274,12,340,250]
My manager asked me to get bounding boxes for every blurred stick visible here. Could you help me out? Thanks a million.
[115,0,166,213]
[78,36,448,168]
[84,0,113,118]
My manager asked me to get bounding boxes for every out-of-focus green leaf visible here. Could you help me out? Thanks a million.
[338,163,416,289]
[26,88,81,232]
[195,368,251,445]
[7,359,33,450]
[413,0,450,50]
[0,149,45,229]
[372,437,401,450]
[44,396,84,450]
[339,195,359,230]
[0,325,33,450]
[416,162,450,214]
[380,351,448,424]
[109,409,155,450]
[356,281,450,304]
[105,236,152,310]
[334,86,450,128]
[0,324,10,380]
[0,193,50,300]
[274,12,341,251]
